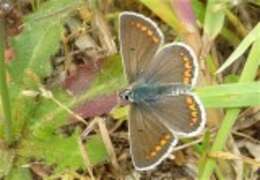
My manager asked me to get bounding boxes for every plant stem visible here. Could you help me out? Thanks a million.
[199,39,260,179]
[0,18,13,144]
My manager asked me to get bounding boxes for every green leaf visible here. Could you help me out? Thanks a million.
[17,133,108,172]
[86,135,109,165]
[26,0,82,21]
[110,106,129,120]
[217,23,260,73]
[203,0,226,39]
[9,0,82,85]
[5,168,32,180]
[1,0,84,141]
[0,149,15,178]
[0,0,110,176]
[9,54,124,173]
[15,87,109,172]
[31,55,125,134]
[10,95,38,139]
[9,20,62,85]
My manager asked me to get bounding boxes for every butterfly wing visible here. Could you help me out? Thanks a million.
[119,12,163,83]
[144,42,198,87]
[146,93,206,137]
[129,104,178,170]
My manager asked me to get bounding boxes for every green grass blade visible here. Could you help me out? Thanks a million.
[192,0,205,23]
[203,0,226,39]
[138,0,181,32]
[0,19,13,144]
[217,23,260,73]
[197,82,260,108]
[199,38,260,180]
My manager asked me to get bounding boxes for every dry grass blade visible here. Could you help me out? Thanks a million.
[78,138,95,180]
[91,10,117,56]
[96,117,120,172]
[209,151,260,168]
[227,136,243,180]
[81,118,100,138]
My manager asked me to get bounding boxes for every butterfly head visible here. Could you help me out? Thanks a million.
[119,88,134,103]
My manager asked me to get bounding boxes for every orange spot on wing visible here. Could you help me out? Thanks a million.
[141,26,147,31]
[191,117,198,123]
[150,151,156,157]
[147,133,172,159]
[164,134,171,140]
[183,56,189,62]
[186,97,193,105]
[147,30,153,36]
[185,62,192,69]
[191,111,198,118]
[160,139,167,146]
[184,70,192,77]
[189,104,196,111]
[155,145,162,152]
[152,36,160,43]
[130,21,135,26]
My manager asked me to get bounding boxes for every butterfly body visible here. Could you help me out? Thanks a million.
[120,83,190,103]
[119,11,206,171]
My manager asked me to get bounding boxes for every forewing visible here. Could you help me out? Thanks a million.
[147,93,206,137]
[129,104,178,170]
[144,42,199,87]
[119,12,163,83]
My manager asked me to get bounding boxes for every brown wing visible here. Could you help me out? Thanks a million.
[129,104,178,170]
[144,42,199,87]
[119,12,163,83]
[147,93,206,137]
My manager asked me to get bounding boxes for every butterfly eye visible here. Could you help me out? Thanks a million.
[120,89,132,102]
[124,94,129,101]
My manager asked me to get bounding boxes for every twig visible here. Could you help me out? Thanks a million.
[39,87,87,125]
[174,129,216,152]
[174,137,204,152]
[232,131,260,144]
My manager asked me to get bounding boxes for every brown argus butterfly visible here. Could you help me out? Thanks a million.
[119,12,206,171]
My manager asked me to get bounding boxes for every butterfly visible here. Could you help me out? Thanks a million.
[118,12,206,171]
